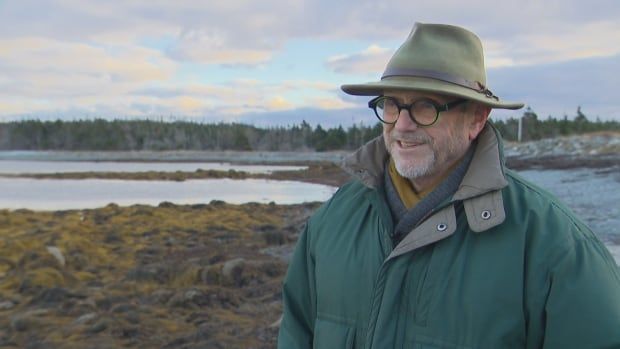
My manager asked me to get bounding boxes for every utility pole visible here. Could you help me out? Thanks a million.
[517,115,523,143]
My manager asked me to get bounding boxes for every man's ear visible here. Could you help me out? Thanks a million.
[467,103,491,140]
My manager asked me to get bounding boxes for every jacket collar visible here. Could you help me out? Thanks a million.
[453,123,508,200]
[341,135,389,189]
[341,122,509,235]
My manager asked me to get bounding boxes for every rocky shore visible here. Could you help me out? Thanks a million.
[0,202,321,348]
[1,132,618,347]
[504,131,620,171]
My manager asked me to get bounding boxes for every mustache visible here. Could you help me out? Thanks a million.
[388,131,432,143]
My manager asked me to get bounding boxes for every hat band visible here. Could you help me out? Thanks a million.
[381,67,498,100]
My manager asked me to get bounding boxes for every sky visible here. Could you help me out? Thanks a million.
[1,0,619,128]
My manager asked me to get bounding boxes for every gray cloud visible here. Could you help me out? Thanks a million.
[3,0,619,60]
[489,54,620,120]
[325,45,393,75]
[2,0,619,122]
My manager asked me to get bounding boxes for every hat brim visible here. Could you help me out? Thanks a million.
[342,76,524,110]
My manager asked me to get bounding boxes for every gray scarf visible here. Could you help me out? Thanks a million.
[384,144,475,245]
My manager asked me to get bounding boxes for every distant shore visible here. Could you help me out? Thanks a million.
[2,153,618,188]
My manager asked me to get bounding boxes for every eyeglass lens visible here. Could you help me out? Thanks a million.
[376,97,438,125]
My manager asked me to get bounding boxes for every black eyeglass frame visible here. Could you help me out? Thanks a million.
[368,95,468,126]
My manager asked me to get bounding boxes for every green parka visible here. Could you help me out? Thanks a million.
[278,125,620,348]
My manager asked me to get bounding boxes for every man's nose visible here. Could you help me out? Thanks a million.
[394,108,418,131]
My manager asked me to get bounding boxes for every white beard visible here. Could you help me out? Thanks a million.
[393,150,436,179]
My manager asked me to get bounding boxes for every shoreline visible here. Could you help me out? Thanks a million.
[0,202,320,348]
[2,154,619,188]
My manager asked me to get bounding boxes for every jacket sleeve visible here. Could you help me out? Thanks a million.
[538,237,620,348]
[277,222,317,348]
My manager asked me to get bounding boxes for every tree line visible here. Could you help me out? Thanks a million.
[1,107,618,151]
[492,106,620,142]
[0,119,383,151]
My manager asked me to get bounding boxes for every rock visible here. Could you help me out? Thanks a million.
[115,326,140,339]
[0,300,16,310]
[87,319,108,334]
[149,289,174,304]
[103,232,122,244]
[167,288,209,308]
[29,287,82,307]
[269,315,282,328]
[124,311,140,324]
[261,230,286,245]
[10,309,50,332]
[46,246,65,267]
[73,312,98,325]
[260,244,295,262]
[222,258,245,287]
[110,303,138,313]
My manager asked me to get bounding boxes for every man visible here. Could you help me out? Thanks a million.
[278,23,620,348]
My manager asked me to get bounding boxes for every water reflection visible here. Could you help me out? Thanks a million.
[0,160,306,175]
[0,178,337,211]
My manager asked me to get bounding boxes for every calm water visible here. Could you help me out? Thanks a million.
[0,177,337,210]
[0,160,305,174]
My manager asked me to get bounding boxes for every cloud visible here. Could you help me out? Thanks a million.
[0,76,354,121]
[1,0,619,122]
[488,54,620,120]
[0,37,176,98]
[484,20,620,67]
[2,0,618,68]
[165,28,275,66]
[326,45,393,75]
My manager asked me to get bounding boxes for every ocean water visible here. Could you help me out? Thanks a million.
[0,177,337,210]
[0,160,305,174]
[519,168,620,243]
[519,167,620,263]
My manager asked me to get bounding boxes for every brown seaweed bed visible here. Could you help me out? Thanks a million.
[0,201,321,348]
[2,150,619,348]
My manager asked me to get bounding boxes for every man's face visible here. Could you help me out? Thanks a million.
[382,90,477,184]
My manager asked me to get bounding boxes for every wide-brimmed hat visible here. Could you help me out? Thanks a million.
[341,22,524,110]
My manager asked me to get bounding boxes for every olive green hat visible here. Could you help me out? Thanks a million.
[341,22,524,110]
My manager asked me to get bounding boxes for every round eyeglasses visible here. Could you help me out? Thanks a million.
[368,96,468,126]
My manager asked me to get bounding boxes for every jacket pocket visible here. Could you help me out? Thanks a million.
[313,317,356,349]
